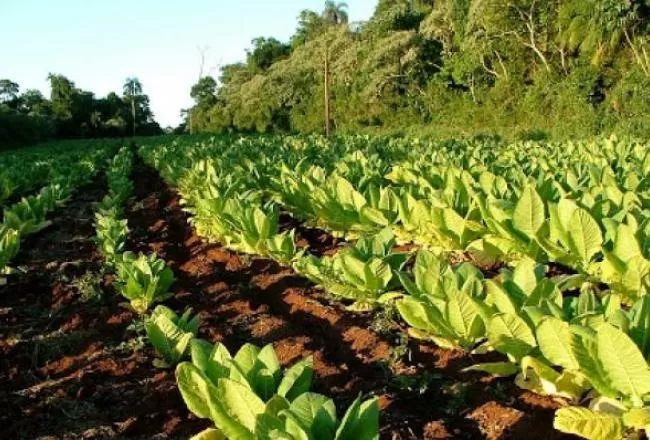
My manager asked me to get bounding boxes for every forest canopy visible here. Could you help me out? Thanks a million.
[0,75,162,148]
[186,0,650,140]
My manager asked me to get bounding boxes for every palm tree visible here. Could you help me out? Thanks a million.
[322,1,349,26]
[123,77,142,136]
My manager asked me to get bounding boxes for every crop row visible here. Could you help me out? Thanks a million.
[87,147,379,440]
[135,134,650,440]
[0,143,116,277]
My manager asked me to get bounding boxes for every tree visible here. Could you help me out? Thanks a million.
[323,1,349,25]
[246,38,292,73]
[0,80,19,104]
[123,77,143,136]
[47,73,79,137]
[291,10,324,47]
[19,89,51,117]
[191,76,217,106]
[182,0,650,140]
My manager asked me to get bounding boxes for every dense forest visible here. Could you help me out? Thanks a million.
[187,0,650,140]
[0,76,162,148]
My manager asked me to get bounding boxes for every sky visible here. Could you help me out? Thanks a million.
[2,0,377,128]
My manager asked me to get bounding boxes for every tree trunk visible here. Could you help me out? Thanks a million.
[324,42,331,138]
[624,28,650,77]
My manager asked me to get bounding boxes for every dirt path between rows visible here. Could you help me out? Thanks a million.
[0,161,575,440]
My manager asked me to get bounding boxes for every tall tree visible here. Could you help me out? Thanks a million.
[191,76,218,106]
[291,10,324,47]
[0,80,19,104]
[246,38,292,73]
[323,1,349,25]
[123,77,142,136]
[19,89,51,117]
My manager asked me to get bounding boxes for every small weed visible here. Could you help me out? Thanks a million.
[127,314,147,335]
[391,370,442,394]
[111,336,146,356]
[389,332,410,366]
[369,305,398,336]
[74,271,104,303]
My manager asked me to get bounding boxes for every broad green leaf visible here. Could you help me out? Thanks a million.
[570,327,619,398]
[613,224,642,263]
[567,209,602,263]
[486,313,536,360]
[554,407,624,440]
[396,297,457,342]
[513,185,545,238]
[597,323,650,402]
[282,392,335,437]
[176,362,216,419]
[189,428,226,440]
[213,378,265,439]
[257,344,281,377]
[485,280,519,315]
[536,317,579,370]
[622,408,650,431]
[462,362,519,377]
[335,396,380,440]
[516,356,586,400]
[512,259,542,295]
[233,344,261,378]
[630,296,650,359]
[445,288,474,339]
[277,357,314,402]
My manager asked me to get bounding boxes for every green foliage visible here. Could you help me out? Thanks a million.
[95,213,128,265]
[552,323,650,439]
[114,251,174,314]
[94,147,133,266]
[183,1,650,140]
[176,359,379,440]
[188,340,314,403]
[0,74,161,147]
[396,250,485,350]
[140,131,650,439]
[0,226,19,274]
[145,305,200,367]
[294,228,408,308]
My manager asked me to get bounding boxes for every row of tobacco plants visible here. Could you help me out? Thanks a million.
[91,146,381,440]
[0,141,118,278]
[135,133,650,440]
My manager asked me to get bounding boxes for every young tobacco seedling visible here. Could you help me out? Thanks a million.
[187,340,314,402]
[145,305,200,368]
[114,252,174,314]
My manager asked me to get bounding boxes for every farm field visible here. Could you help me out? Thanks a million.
[1,134,650,440]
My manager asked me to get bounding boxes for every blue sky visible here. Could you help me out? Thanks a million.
[2,1,377,127]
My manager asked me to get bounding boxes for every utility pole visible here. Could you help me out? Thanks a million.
[131,92,136,137]
[324,41,331,138]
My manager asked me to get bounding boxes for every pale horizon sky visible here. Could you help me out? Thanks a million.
[2,1,377,127]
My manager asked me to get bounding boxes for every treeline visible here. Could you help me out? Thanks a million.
[0,76,162,149]
[187,0,650,140]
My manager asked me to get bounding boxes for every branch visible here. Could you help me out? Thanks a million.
[481,55,500,78]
